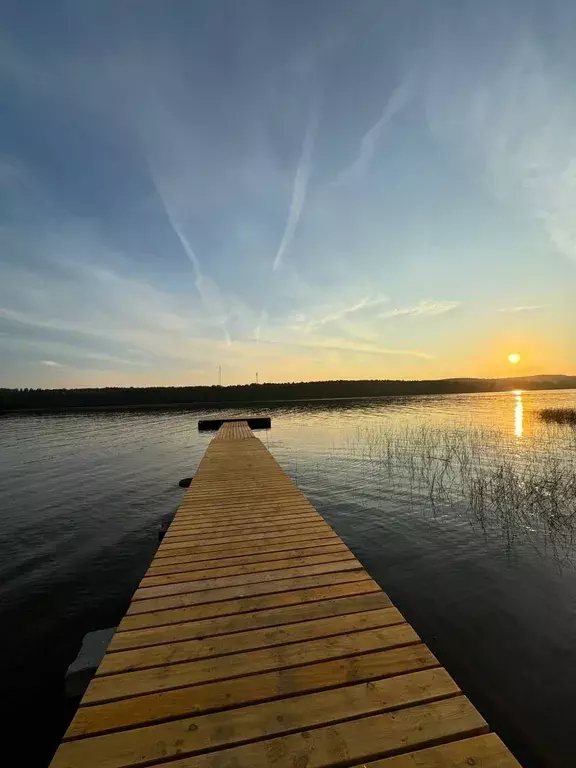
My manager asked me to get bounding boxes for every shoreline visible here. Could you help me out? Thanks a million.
[3,384,575,415]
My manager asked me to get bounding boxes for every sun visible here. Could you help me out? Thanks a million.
[507,352,521,365]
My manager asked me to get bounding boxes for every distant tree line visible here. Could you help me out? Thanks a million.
[1,375,574,412]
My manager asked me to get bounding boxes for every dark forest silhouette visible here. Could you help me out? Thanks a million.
[1,375,575,412]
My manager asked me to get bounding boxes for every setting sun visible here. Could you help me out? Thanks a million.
[507,352,521,365]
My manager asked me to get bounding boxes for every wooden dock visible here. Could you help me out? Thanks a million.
[50,420,520,768]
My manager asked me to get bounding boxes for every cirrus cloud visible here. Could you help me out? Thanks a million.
[497,305,544,313]
[379,300,462,320]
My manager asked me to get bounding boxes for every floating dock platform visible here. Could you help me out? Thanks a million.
[50,419,520,768]
[198,416,271,431]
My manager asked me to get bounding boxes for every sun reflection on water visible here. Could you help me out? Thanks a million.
[513,390,524,438]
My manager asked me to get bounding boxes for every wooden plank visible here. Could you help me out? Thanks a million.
[179,488,310,502]
[357,733,521,766]
[170,509,318,526]
[82,624,421,704]
[146,539,354,566]
[169,506,318,523]
[173,500,316,514]
[164,516,326,539]
[127,571,374,615]
[132,560,364,602]
[156,523,334,550]
[102,607,403,674]
[188,476,290,484]
[145,542,349,573]
[172,497,316,510]
[53,669,459,768]
[165,512,325,535]
[183,487,304,499]
[176,492,312,502]
[162,523,334,547]
[150,531,340,560]
[65,644,439,739]
[176,493,313,504]
[202,417,268,433]
[119,580,381,631]
[189,472,291,477]
[120,697,488,768]
[139,552,355,585]
[147,547,352,575]
[108,593,395,653]
[176,497,313,510]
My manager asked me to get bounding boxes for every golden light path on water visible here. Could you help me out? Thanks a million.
[513,390,524,438]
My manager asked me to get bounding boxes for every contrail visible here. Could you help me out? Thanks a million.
[273,103,319,272]
[336,78,412,184]
[144,152,202,282]
[141,141,231,342]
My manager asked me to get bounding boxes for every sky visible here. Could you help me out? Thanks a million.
[1,0,575,388]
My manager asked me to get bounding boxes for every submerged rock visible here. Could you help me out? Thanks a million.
[178,477,193,488]
[65,627,116,699]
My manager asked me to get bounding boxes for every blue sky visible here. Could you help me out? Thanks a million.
[1,0,574,387]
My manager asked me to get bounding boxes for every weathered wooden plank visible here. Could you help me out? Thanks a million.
[127,571,374,615]
[120,580,380,631]
[122,697,488,768]
[161,525,335,548]
[156,523,334,550]
[356,733,521,767]
[82,623,420,704]
[108,592,395,653]
[165,512,324,535]
[150,531,340,560]
[177,489,311,499]
[65,644,439,740]
[189,474,291,480]
[53,670,459,768]
[206,418,264,435]
[190,476,292,482]
[146,542,349,574]
[170,509,319,527]
[175,495,313,506]
[179,489,309,502]
[139,552,355,586]
[102,607,403,674]
[173,501,316,515]
[146,538,353,566]
[164,516,326,540]
[176,497,311,510]
[182,488,303,500]
[132,560,364,602]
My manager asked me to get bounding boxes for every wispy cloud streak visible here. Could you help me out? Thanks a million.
[379,300,461,319]
[498,305,544,313]
[336,78,412,184]
[425,9,576,266]
[272,103,319,272]
[306,294,389,331]
[260,337,433,360]
[141,143,233,344]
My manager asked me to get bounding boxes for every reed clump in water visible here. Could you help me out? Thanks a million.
[342,421,576,563]
[540,408,576,426]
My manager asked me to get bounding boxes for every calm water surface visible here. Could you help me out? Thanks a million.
[1,390,576,766]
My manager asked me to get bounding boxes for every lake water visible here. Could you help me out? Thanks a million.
[1,389,576,766]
